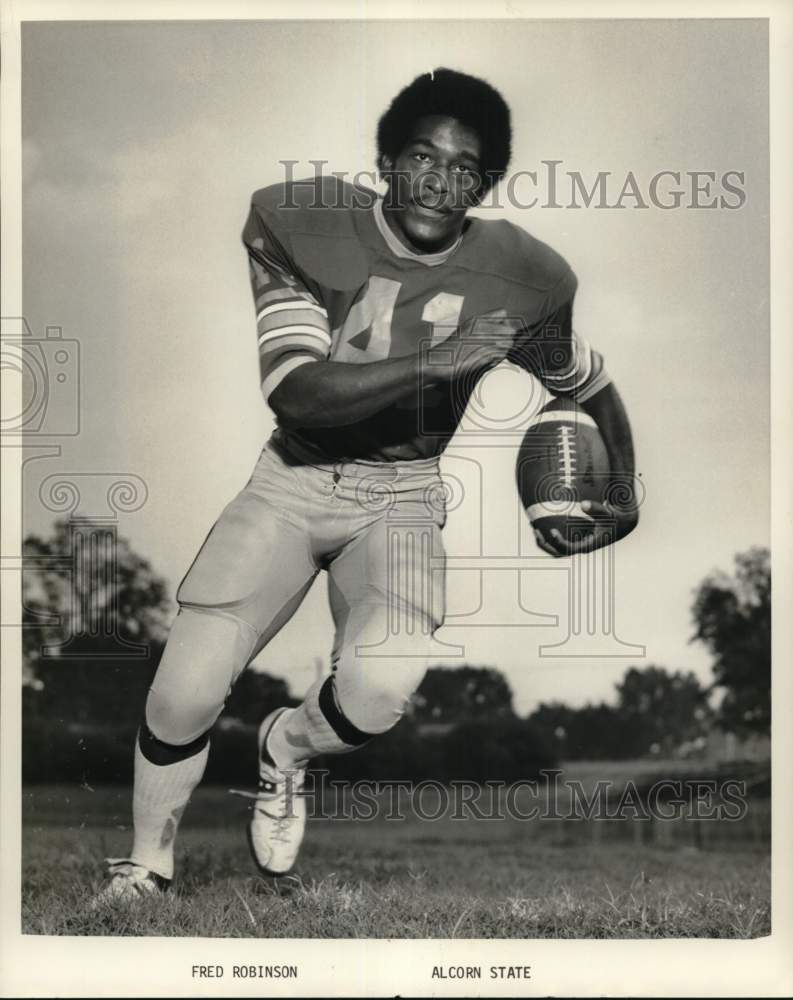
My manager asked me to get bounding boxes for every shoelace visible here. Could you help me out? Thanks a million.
[244,776,305,846]
[271,814,294,844]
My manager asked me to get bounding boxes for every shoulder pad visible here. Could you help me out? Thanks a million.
[250,176,372,290]
[251,176,375,237]
[470,218,574,293]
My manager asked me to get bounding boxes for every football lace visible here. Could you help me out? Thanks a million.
[558,425,576,488]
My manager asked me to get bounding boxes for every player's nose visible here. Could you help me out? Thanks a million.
[422,166,449,195]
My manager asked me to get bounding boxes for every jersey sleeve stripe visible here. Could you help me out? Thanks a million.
[544,343,610,401]
[540,335,592,388]
[257,311,330,338]
[545,357,592,390]
[256,286,315,310]
[256,299,327,323]
[575,360,611,401]
[261,353,318,400]
[258,326,332,351]
[539,334,610,400]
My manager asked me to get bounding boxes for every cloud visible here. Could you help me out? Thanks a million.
[25,120,229,231]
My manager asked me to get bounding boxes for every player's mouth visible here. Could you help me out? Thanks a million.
[409,201,454,221]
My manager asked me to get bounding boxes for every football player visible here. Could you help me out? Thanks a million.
[95,68,637,901]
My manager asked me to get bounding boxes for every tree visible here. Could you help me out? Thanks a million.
[441,716,556,781]
[615,665,711,756]
[528,700,627,760]
[22,518,173,670]
[22,519,174,731]
[691,547,770,734]
[410,665,514,724]
[528,666,712,760]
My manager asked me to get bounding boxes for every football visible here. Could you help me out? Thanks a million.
[516,397,610,546]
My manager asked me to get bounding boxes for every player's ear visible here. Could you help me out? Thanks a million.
[378,153,394,182]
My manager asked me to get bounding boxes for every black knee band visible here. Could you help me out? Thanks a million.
[318,676,373,747]
[138,721,210,766]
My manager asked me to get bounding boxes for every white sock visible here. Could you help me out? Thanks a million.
[267,678,365,769]
[129,738,209,880]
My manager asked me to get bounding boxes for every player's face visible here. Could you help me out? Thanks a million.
[381,115,483,253]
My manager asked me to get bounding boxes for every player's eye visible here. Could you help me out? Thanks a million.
[412,152,431,164]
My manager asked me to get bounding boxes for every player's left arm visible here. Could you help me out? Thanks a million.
[511,286,639,555]
[546,380,639,555]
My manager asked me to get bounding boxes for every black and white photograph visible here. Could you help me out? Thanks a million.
[1,2,791,997]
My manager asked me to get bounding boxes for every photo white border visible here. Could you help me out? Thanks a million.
[1,1,791,996]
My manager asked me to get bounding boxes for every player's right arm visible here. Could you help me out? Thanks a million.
[243,198,334,403]
[244,198,512,430]
[270,314,515,429]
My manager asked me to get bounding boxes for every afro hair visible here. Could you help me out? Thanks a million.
[376,68,512,190]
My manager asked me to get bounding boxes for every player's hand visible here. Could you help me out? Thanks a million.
[433,309,521,381]
[534,500,639,557]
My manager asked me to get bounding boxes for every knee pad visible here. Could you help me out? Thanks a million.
[138,720,210,765]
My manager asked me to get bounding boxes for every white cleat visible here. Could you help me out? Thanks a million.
[247,708,307,877]
[91,858,170,908]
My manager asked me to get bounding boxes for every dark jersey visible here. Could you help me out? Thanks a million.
[242,177,610,463]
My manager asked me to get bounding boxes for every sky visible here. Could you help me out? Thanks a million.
[19,18,769,714]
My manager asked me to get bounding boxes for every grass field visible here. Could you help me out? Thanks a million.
[22,783,770,939]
